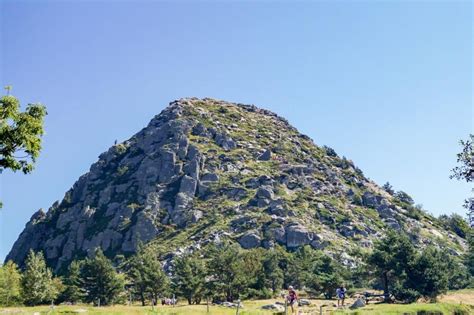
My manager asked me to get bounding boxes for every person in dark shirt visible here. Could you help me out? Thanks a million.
[287,285,298,314]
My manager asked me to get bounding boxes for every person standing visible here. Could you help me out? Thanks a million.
[287,286,298,314]
[336,286,347,307]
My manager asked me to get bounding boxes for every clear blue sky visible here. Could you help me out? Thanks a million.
[0,0,472,261]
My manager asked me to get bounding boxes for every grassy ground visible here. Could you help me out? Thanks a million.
[333,289,474,315]
[1,290,473,314]
[333,303,473,315]
[439,289,474,306]
[0,302,268,315]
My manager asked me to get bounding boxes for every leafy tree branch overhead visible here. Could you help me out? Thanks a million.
[0,87,47,208]
[450,134,474,184]
[0,87,47,174]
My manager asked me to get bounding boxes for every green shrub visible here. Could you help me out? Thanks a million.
[114,143,128,155]
[323,145,338,157]
[438,214,469,238]
[116,165,129,177]
[395,191,415,205]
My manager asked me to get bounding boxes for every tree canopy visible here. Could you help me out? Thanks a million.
[450,134,474,183]
[450,134,474,284]
[367,230,416,302]
[0,261,22,306]
[367,231,466,303]
[81,249,125,306]
[21,250,60,306]
[173,253,206,305]
[128,246,169,306]
[0,93,47,174]
[61,260,85,304]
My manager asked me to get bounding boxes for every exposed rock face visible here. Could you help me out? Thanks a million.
[258,149,272,161]
[286,224,313,248]
[6,98,466,271]
[238,231,261,249]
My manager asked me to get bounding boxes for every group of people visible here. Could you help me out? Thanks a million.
[160,297,177,306]
[286,285,347,313]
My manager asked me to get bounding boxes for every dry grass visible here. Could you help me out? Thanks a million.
[439,289,474,306]
[1,290,473,314]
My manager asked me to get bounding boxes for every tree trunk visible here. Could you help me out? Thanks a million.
[383,271,390,303]
[226,288,232,302]
[140,290,145,306]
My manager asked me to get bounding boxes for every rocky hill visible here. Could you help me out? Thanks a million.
[6,98,466,272]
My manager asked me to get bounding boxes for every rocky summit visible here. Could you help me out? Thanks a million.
[7,98,466,271]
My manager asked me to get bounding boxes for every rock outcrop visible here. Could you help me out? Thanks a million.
[6,98,467,271]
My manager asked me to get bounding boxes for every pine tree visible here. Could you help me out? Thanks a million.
[367,231,416,302]
[238,249,269,299]
[128,254,147,306]
[262,249,284,294]
[287,245,322,289]
[206,243,241,302]
[128,247,169,306]
[445,255,470,290]
[61,260,85,304]
[173,253,207,304]
[404,247,449,302]
[81,249,125,305]
[21,250,59,306]
[311,254,343,299]
[205,243,260,302]
[0,261,22,306]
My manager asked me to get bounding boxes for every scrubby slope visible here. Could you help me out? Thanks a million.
[6,98,466,271]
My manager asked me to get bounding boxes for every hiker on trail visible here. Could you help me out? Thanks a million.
[336,286,347,307]
[287,285,298,314]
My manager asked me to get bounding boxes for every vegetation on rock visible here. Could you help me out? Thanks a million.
[3,98,472,308]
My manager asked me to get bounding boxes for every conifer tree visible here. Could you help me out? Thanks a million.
[367,231,416,302]
[262,249,284,294]
[206,244,241,302]
[81,249,125,305]
[21,250,59,306]
[173,253,207,304]
[128,247,169,305]
[61,260,85,304]
[405,247,449,302]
